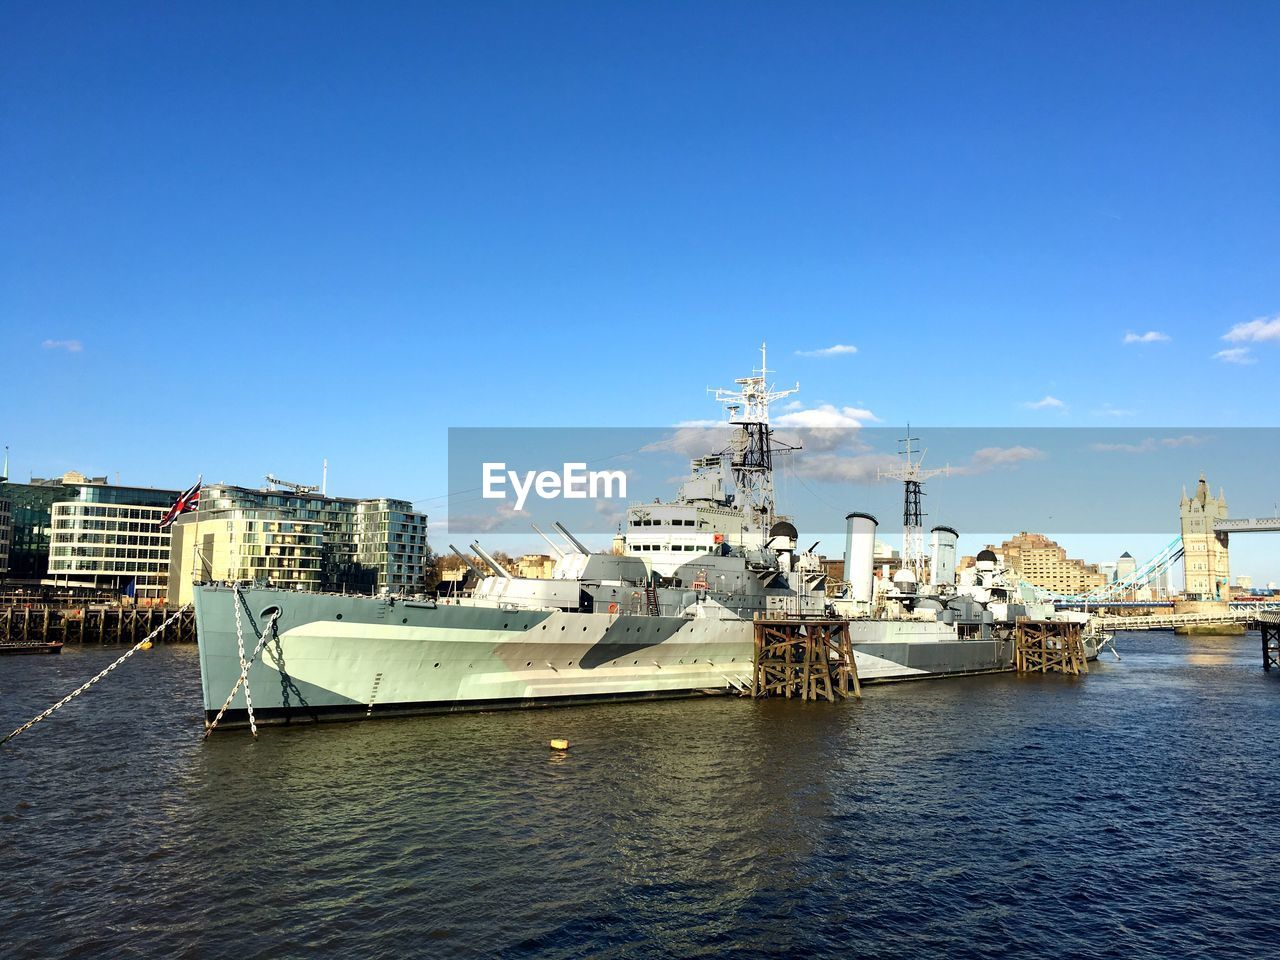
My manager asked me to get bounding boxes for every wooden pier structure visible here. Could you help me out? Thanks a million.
[0,605,196,646]
[1014,618,1088,676]
[1261,612,1280,673]
[751,617,861,701]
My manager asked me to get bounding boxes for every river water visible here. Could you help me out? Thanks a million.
[2,630,1278,959]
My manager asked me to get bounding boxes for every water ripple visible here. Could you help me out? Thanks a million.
[2,633,1279,958]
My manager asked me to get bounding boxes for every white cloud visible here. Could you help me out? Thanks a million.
[42,339,83,353]
[1123,331,1170,344]
[1091,435,1206,454]
[1213,347,1256,365]
[773,404,879,452]
[952,446,1046,475]
[592,500,626,526]
[446,502,530,533]
[794,344,857,358]
[792,452,900,484]
[1222,315,1280,343]
[1024,395,1065,410]
[800,443,1046,483]
[774,404,878,430]
[641,425,734,456]
[1092,403,1136,418]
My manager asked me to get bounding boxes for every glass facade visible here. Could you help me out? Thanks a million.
[48,502,173,599]
[197,484,428,592]
[0,496,11,578]
[0,478,178,584]
[167,508,324,603]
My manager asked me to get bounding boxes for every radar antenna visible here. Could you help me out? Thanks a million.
[708,342,800,531]
[877,425,949,579]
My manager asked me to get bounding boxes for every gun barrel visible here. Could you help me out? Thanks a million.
[552,521,590,556]
[470,541,513,579]
[448,544,482,575]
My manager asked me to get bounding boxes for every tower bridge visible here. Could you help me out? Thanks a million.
[1042,472,1277,607]
[1214,517,1280,534]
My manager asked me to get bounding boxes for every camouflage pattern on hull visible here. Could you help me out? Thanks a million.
[195,585,1018,729]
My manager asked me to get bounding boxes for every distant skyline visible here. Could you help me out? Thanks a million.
[3,3,1278,577]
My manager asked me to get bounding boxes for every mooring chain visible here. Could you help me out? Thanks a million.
[270,629,318,723]
[203,590,280,740]
[234,594,314,724]
[231,591,259,737]
[1,604,192,747]
[202,622,274,739]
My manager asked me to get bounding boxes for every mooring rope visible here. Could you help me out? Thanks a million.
[1,604,192,747]
[203,590,279,740]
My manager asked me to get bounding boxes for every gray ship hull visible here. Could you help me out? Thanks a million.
[195,585,1021,728]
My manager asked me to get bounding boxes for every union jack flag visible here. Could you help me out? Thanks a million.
[159,477,202,529]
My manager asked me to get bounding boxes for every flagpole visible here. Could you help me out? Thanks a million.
[189,475,203,603]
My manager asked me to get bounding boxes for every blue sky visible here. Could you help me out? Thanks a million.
[3,2,1278,577]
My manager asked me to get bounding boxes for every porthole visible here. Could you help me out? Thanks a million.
[434,662,440,668]
[503,623,508,629]
[526,661,532,667]
[335,613,343,621]
[402,618,408,624]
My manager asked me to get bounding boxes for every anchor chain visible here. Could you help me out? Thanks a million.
[1,604,192,747]
[270,629,317,723]
[203,588,281,739]
[232,591,258,737]
[231,593,315,725]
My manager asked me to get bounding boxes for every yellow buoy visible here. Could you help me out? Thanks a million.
[139,640,153,651]
[549,738,570,750]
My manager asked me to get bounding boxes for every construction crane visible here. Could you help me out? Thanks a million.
[264,474,320,495]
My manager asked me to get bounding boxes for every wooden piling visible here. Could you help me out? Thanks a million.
[751,617,861,701]
[0,605,196,646]
[1015,618,1088,676]
[1262,615,1280,672]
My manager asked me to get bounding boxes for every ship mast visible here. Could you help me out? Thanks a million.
[710,342,799,532]
[877,425,949,579]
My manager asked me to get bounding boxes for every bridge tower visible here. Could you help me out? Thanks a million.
[1180,473,1230,600]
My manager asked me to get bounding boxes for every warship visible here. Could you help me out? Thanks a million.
[193,349,1090,728]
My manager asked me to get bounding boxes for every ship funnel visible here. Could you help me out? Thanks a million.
[843,512,878,604]
[930,525,959,587]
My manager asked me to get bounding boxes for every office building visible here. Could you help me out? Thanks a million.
[2,472,179,595]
